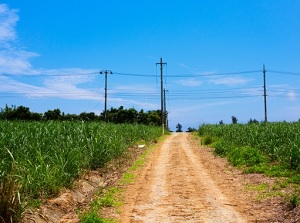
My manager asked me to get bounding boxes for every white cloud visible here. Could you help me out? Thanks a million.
[287,90,297,101]
[111,84,159,94]
[109,97,158,110]
[0,49,40,75]
[175,78,202,87]
[32,68,100,99]
[179,63,192,70]
[0,4,160,110]
[0,4,39,75]
[240,87,262,97]
[0,4,19,43]
[108,84,159,110]
[209,76,252,86]
[0,75,54,95]
[268,85,298,101]
[0,66,102,100]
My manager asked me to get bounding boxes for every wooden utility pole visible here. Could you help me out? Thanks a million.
[263,64,268,123]
[156,58,167,134]
[164,89,168,130]
[100,70,113,121]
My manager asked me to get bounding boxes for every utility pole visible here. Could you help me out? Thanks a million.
[100,70,113,121]
[263,64,268,123]
[156,58,167,134]
[164,89,168,130]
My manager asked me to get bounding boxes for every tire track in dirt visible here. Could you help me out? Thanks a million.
[119,133,247,223]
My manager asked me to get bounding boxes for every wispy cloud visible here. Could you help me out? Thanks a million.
[209,76,252,86]
[0,49,40,75]
[179,63,193,70]
[41,70,100,100]
[111,84,159,94]
[109,97,158,110]
[108,84,159,110]
[0,4,18,43]
[0,72,101,100]
[239,87,262,97]
[0,4,39,75]
[0,5,104,101]
[287,90,297,101]
[175,78,202,87]
[0,75,54,95]
[268,85,298,101]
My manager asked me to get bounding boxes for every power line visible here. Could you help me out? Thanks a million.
[113,70,261,78]
[113,72,156,77]
[1,67,300,78]
[0,72,99,77]
[167,95,259,100]
[268,70,300,76]
[1,69,300,79]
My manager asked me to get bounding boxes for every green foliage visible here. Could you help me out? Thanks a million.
[228,147,266,167]
[248,118,259,124]
[120,173,135,184]
[212,140,231,157]
[0,121,161,222]
[80,210,117,223]
[103,106,162,125]
[285,188,300,209]
[81,213,105,223]
[0,105,42,121]
[231,115,238,124]
[186,127,197,132]
[245,183,268,191]
[201,136,214,145]
[0,165,23,223]
[99,187,120,207]
[81,187,120,223]
[176,123,182,132]
[0,105,163,126]
[199,122,300,170]
[290,175,300,184]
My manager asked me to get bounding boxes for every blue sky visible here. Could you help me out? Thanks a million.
[0,1,300,130]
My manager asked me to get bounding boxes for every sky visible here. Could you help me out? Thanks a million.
[0,1,300,130]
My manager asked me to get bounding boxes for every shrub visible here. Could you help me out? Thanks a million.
[201,136,213,145]
[228,147,267,167]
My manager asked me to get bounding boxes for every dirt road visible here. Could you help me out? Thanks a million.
[118,133,284,223]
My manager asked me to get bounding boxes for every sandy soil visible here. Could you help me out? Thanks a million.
[118,133,285,223]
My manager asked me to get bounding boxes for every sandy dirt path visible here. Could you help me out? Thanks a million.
[119,133,248,223]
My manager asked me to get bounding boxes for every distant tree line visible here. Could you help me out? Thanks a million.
[0,105,162,126]
[218,116,263,125]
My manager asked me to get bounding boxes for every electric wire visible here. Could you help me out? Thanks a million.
[268,70,300,76]
[113,70,261,78]
[0,68,299,103]
[1,69,300,79]
[0,72,99,77]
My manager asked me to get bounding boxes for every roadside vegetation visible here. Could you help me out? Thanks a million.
[199,121,300,208]
[0,120,161,223]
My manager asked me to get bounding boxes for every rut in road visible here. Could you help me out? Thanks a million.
[119,133,247,223]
